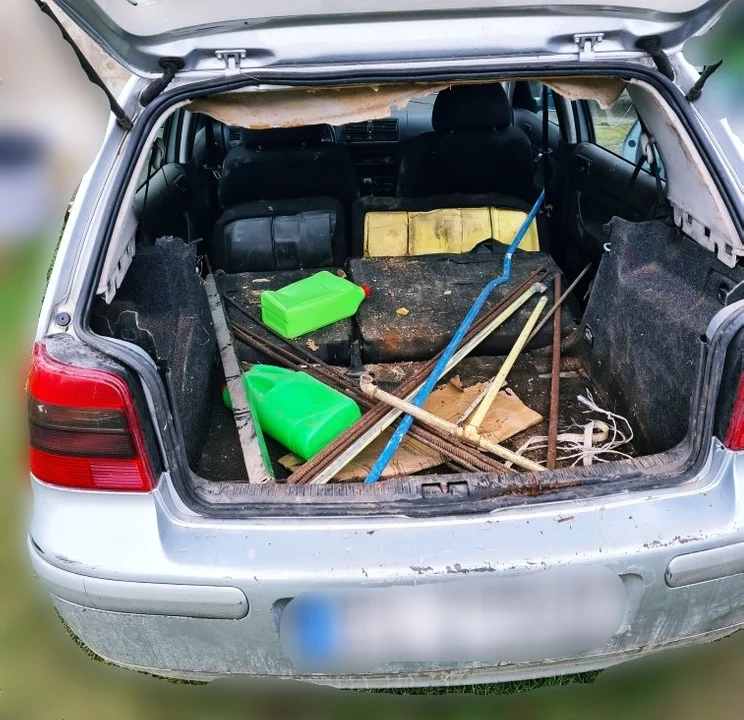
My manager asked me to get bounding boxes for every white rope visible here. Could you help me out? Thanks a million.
[504,390,634,469]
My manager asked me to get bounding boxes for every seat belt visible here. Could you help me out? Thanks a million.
[541,84,553,219]
[623,116,668,220]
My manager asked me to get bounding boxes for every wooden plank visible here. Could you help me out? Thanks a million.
[204,274,273,484]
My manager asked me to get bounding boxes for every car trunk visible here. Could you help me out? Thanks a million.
[90,207,743,505]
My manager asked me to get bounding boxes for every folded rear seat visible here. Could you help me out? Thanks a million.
[217,269,353,366]
[349,250,576,363]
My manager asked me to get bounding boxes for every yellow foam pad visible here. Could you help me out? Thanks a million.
[364,207,540,257]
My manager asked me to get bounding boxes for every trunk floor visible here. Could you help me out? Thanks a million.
[195,351,639,484]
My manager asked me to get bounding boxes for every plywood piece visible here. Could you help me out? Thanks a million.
[425,381,543,443]
[490,208,540,253]
[280,380,542,481]
[364,212,408,257]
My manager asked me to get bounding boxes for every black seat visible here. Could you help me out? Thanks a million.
[211,125,358,272]
[397,84,535,201]
[219,125,357,210]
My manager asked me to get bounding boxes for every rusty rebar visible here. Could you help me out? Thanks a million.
[229,318,506,475]
[288,268,548,484]
[546,274,562,469]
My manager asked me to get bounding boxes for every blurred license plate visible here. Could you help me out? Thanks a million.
[280,565,626,672]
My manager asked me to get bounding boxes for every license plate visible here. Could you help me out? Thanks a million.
[280,565,627,672]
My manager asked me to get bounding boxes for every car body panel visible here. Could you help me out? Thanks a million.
[28,440,744,684]
[54,0,732,76]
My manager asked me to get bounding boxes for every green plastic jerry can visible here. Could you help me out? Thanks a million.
[223,365,362,461]
[260,270,370,339]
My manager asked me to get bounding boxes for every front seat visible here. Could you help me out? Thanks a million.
[397,83,535,201]
[211,125,358,272]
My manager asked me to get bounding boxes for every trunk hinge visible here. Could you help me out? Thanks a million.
[216,49,248,74]
[34,1,133,130]
[574,33,604,62]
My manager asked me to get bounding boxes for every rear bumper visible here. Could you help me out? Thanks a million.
[27,440,744,687]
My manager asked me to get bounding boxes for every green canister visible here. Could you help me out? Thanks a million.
[223,365,361,460]
[260,270,370,339]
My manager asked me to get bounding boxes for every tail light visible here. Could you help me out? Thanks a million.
[27,342,156,492]
[724,372,744,451]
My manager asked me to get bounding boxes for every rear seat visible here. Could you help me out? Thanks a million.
[349,251,576,363]
[217,269,353,366]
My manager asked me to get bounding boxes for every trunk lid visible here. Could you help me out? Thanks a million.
[55,0,731,77]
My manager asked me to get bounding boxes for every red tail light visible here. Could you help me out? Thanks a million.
[27,342,156,492]
[724,373,744,451]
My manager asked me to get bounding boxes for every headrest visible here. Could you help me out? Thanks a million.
[240,125,327,150]
[512,80,539,113]
[432,84,513,133]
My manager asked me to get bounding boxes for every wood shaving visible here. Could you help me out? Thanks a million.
[396,307,409,316]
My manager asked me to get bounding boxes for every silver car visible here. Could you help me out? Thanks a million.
[28,0,744,688]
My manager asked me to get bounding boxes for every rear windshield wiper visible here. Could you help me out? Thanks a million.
[34,1,133,131]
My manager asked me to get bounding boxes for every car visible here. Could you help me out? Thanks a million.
[27,0,744,688]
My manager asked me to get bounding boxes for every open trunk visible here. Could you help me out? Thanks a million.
[87,72,743,513]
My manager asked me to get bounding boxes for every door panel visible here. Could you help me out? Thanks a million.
[559,141,661,284]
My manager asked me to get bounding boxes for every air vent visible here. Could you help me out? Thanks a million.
[343,119,399,143]
[227,126,242,148]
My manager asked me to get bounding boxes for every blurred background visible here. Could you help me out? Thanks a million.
[0,1,742,718]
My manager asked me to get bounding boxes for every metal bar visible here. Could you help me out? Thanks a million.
[204,275,273,484]
[222,293,334,370]
[466,295,549,433]
[307,282,547,485]
[547,275,562,469]
[230,319,503,474]
[526,263,592,345]
[365,190,546,484]
[360,376,544,473]
[287,269,547,486]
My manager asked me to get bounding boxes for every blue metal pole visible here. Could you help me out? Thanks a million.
[364,190,545,484]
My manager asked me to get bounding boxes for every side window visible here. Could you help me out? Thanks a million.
[527,81,559,127]
[586,90,666,178]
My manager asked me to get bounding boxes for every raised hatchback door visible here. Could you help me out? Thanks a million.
[54,0,732,76]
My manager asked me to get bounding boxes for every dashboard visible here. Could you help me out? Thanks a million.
[330,95,437,195]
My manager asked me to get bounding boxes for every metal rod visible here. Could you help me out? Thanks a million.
[230,318,504,474]
[526,263,592,345]
[287,268,548,485]
[360,376,544,473]
[466,295,549,433]
[547,275,562,469]
[307,282,547,485]
[365,191,546,484]
[204,275,273,483]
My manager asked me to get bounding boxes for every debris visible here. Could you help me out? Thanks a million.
[465,294,549,433]
[283,378,541,480]
[366,191,547,483]
[449,375,465,391]
[360,374,545,472]
[396,307,410,316]
[303,277,549,485]
[505,391,634,469]
[444,290,452,296]
[336,269,348,279]
[307,338,319,352]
